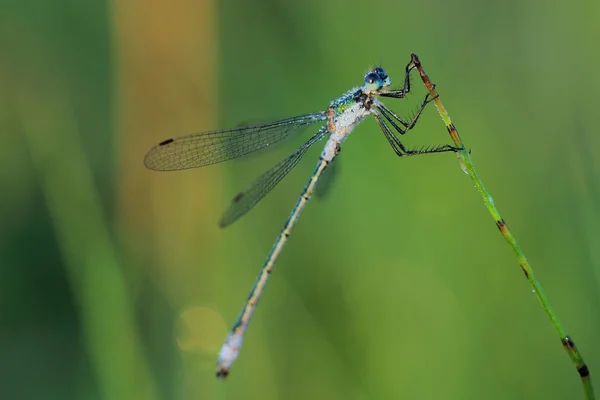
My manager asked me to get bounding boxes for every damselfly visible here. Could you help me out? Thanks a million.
[144,58,459,378]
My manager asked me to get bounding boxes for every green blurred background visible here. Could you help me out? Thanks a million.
[1,0,599,399]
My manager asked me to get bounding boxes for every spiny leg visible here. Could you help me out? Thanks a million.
[379,58,421,99]
[373,109,459,157]
[377,89,438,135]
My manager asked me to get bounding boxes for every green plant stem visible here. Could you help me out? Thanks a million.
[410,53,594,400]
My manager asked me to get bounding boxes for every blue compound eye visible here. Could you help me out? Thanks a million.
[364,67,391,91]
[372,67,387,78]
[372,67,391,87]
[364,72,384,91]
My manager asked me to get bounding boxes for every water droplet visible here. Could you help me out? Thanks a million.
[457,154,468,175]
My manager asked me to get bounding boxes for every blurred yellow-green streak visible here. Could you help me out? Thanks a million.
[18,84,157,400]
[411,53,595,400]
[110,0,224,396]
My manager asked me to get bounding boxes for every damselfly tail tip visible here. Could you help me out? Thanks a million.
[215,367,230,379]
[216,332,243,379]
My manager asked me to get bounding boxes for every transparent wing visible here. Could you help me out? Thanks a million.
[144,112,327,171]
[219,128,327,227]
[314,158,339,199]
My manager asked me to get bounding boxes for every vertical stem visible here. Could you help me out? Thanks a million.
[409,53,594,399]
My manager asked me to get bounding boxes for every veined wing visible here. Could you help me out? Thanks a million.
[144,112,327,171]
[219,127,327,227]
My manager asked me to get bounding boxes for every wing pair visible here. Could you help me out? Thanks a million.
[144,112,328,227]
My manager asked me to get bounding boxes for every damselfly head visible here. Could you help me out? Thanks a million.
[364,66,391,93]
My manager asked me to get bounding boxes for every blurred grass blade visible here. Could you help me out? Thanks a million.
[410,53,595,400]
[18,82,158,400]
